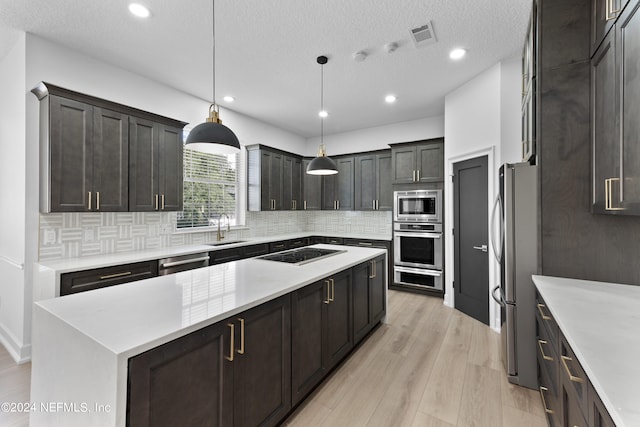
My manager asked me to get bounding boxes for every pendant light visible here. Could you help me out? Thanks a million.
[306,55,338,175]
[185,0,240,155]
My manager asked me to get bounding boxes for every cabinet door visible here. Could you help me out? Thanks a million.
[292,156,302,210]
[352,262,371,344]
[233,295,291,427]
[392,146,417,184]
[336,157,355,210]
[129,117,160,211]
[619,0,640,213]
[417,141,444,182]
[282,155,302,210]
[354,154,376,210]
[60,260,157,296]
[158,125,183,211]
[291,280,326,405]
[377,152,393,210]
[92,107,129,211]
[49,96,93,212]
[322,173,337,210]
[128,320,234,427]
[270,151,283,210]
[370,256,386,325]
[302,159,322,210]
[591,30,619,213]
[260,151,272,210]
[325,269,353,370]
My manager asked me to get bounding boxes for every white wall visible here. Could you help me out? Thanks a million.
[305,115,444,156]
[0,33,28,362]
[443,60,520,331]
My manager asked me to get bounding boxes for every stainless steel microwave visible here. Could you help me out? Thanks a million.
[393,190,442,223]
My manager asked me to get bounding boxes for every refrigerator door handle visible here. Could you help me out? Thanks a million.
[491,285,505,306]
[490,193,504,263]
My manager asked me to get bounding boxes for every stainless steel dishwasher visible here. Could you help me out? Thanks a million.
[158,252,210,275]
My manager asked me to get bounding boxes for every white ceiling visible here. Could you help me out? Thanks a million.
[0,0,531,138]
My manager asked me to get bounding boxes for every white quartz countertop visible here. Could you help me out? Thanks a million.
[36,232,391,274]
[532,275,640,427]
[35,244,386,358]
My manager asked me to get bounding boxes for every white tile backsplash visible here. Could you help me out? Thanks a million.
[38,210,392,261]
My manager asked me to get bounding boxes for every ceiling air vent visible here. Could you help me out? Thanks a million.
[410,21,437,48]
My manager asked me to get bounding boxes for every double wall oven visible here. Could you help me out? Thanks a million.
[393,190,443,291]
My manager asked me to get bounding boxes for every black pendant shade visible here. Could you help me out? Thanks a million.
[185,113,240,155]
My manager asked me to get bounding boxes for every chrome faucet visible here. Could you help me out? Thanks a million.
[216,214,230,241]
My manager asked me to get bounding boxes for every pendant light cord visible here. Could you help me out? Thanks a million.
[320,61,324,144]
[212,0,216,105]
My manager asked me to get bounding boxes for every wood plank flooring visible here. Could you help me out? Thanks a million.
[0,290,546,427]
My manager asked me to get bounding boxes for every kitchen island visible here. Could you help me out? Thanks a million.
[30,244,386,427]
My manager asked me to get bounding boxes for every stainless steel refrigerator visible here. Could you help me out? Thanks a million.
[491,162,539,389]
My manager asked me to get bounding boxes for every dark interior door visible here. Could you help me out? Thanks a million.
[454,156,489,325]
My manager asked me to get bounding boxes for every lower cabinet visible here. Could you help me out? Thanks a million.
[60,260,158,296]
[352,255,386,344]
[128,258,385,426]
[128,295,291,427]
[291,269,353,405]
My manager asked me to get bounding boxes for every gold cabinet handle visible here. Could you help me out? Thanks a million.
[417,170,420,181]
[373,199,376,210]
[96,191,100,210]
[303,200,307,210]
[538,340,554,361]
[99,271,132,280]
[88,191,92,210]
[369,260,376,279]
[161,194,165,210]
[237,318,245,355]
[561,355,584,383]
[155,194,159,211]
[329,278,335,302]
[537,303,551,320]
[324,280,330,304]
[522,73,529,97]
[605,178,625,211]
[539,386,554,414]
[226,323,235,362]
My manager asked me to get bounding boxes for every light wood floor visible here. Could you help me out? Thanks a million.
[0,290,546,427]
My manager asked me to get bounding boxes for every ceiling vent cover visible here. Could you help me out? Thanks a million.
[410,21,437,48]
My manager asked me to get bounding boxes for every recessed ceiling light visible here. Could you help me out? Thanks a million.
[223,96,235,102]
[449,48,467,60]
[129,3,150,18]
[385,95,397,103]
[318,110,328,118]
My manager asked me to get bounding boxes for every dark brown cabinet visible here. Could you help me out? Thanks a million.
[129,117,184,212]
[591,0,640,215]
[591,0,626,55]
[352,256,386,344]
[32,83,186,213]
[291,269,353,405]
[247,146,303,211]
[354,151,392,211]
[60,260,157,296]
[302,158,323,210]
[128,295,291,427]
[391,139,444,185]
[322,156,355,210]
[46,95,129,212]
[283,155,303,210]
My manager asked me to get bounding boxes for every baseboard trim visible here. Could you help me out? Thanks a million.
[0,324,31,364]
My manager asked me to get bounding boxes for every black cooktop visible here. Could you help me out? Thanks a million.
[257,247,345,265]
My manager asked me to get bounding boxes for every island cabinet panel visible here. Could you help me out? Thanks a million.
[291,269,353,405]
[351,256,386,344]
[232,295,291,427]
[128,295,291,427]
[127,320,234,427]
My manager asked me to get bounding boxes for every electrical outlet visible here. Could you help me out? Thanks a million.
[43,230,57,245]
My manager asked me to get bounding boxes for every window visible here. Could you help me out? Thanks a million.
[177,144,245,229]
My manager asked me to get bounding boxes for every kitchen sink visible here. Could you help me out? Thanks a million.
[207,240,246,246]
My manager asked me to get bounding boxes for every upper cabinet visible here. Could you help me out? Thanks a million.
[391,139,444,185]
[129,118,184,211]
[302,158,322,210]
[522,5,536,163]
[591,0,630,55]
[44,95,129,212]
[354,151,392,211]
[322,156,355,210]
[591,0,640,215]
[247,145,302,211]
[32,83,186,213]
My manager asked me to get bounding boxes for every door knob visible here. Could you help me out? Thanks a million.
[473,244,488,252]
